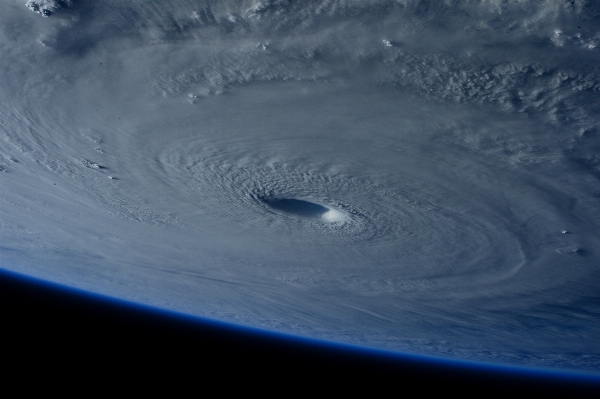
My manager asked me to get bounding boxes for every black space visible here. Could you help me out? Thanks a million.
[1,269,599,395]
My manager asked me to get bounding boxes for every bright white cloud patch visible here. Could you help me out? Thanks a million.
[26,0,72,17]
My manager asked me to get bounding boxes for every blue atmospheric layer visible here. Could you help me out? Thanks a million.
[2,267,600,392]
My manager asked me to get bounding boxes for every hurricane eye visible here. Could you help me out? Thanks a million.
[261,198,330,219]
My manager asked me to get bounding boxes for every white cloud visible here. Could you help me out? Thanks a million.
[26,0,72,17]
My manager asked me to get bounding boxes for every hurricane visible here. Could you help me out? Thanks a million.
[2,0,600,371]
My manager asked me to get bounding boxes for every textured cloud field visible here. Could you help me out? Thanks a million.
[1,0,600,370]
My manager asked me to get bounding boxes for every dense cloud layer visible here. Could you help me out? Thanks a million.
[4,0,600,370]
[19,1,600,171]
[26,0,72,17]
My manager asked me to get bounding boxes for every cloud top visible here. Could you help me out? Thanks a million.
[26,0,73,17]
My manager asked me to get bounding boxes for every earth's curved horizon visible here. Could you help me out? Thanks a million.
[2,0,600,373]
